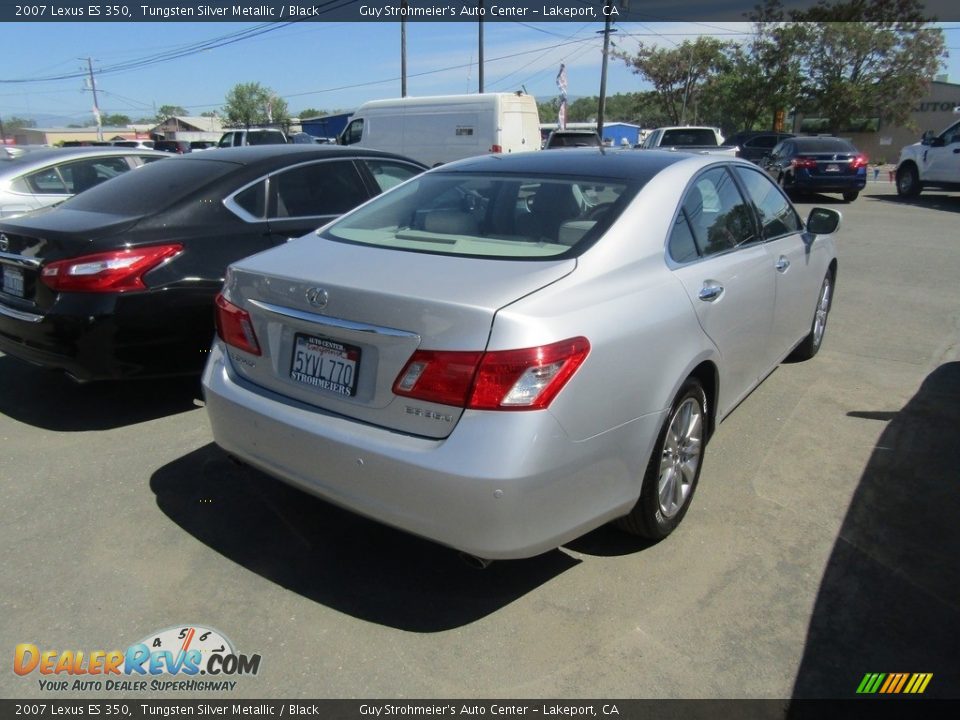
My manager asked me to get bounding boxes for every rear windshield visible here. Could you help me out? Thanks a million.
[62,158,237,215]
[323,172,638,259]
[793,138,856,153]
[549,133,601,148]
[661,129,718,146]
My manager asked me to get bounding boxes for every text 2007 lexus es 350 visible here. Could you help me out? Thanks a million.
[203,149,840,561]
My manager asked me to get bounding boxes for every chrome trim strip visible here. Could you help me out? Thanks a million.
[0,302,43,323]
[0,251,43,269]
[248,299,419,340]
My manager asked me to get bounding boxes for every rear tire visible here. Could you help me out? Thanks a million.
[791,271,833,361]
[896,164,921,198]
[616,379,707,541]
[842,191,859,202]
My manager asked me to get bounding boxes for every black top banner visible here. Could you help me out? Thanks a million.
[0,0,958,23]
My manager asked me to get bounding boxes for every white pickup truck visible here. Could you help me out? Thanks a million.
[895,115,960,197]
[638,126,739,156]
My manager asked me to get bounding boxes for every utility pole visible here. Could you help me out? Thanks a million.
[84,57,103,141]
[478,2,484,93]
[596,1,615,141]
[401,1,408,97]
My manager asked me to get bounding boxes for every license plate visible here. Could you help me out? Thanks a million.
[825,164,840,173]
[290,334,360,396]
[1,265,24,298]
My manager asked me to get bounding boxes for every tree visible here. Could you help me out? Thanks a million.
[788,0,946,133]
[700,4,808,135]
[223,82,289,128]
[101,113,131,126]
[155,105,187,123]
[296,107,325,119]
[2,115,36,131]
[614,37,730,125]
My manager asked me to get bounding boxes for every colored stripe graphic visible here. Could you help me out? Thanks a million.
[857,673,932,694]
[857,673,886,694]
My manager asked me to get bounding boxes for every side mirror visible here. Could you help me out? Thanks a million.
[806,207,841,235]
[921,130,935,145]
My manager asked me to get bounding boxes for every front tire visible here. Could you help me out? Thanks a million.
[791,271,833,361]
[896,164,921,198]
[616,379,708,541]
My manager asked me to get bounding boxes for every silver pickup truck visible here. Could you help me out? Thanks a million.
[638,126,739,156]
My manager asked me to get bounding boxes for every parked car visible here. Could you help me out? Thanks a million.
[0,146,427,381]
[153,140,192,154]
[638,126,737,156]
[111,140,156,150]
[0,146,168,218]
[761,136,867,202]
[722,131,795,164]
[544,129,602,148]
[217,129,288,148]
[202,149,841,561]
[895,116,960,197]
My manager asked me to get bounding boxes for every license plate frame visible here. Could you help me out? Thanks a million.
[289,333,361,397]
[1,265,25,298]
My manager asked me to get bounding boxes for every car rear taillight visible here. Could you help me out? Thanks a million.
[490,144,503,153]
[791,157,818,170]
[851,154,869,169]
[393,337,590,411]
[40,244,182,293]
[215,293,261,356]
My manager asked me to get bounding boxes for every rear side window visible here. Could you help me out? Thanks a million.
[271,160,368,219]
[20,167,68,194]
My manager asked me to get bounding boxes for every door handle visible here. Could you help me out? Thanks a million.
[698,283,724,302]
[775,256,790,272]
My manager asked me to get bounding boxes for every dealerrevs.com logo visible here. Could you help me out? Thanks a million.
[14,625,261,692]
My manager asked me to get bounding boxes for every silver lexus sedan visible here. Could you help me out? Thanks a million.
[202,149,840,561]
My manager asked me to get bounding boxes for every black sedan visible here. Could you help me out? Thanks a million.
[761,136,868,202]
[0,145,426,381]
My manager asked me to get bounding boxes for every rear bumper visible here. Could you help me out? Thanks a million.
[792,170,866,192]
[202,342,665,559]
[0,288,215,381]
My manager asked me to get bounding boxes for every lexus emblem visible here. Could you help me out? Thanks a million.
[305,287,329,309]
[0,234,8,252]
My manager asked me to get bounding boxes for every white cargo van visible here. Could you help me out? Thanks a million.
[338,93,540,166]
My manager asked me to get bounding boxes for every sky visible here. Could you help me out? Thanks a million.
[1,17,959,127]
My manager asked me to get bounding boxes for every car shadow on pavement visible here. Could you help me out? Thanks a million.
[787,362,960,703]
[149,443,580,632]
[0,355,202,431]
[865,192,960,213]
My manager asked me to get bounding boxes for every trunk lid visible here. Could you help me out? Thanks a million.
[223,236,576,438]
[804,151,862,177]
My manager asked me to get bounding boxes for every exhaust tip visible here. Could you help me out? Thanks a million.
[459,552,494,570]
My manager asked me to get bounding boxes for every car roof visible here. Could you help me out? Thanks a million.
[171,144,428,169]
[0,147,169,176]
[434,147,694,180]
